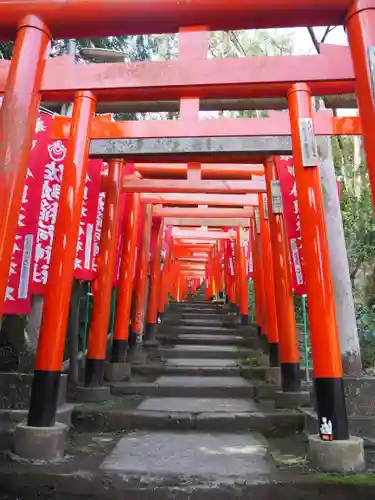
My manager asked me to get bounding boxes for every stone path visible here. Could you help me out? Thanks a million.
[99,298,287,479]
[1,296,374,499]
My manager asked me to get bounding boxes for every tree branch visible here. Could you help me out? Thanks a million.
[307,27,321,53]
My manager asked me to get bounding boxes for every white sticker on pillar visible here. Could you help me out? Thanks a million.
[290,238,303,285]
[262,193,268,220]
[18,234,33,299]
[298,117,318,167]
[271,180,283,214]
[84,224,93,270]
[255,207,261,234]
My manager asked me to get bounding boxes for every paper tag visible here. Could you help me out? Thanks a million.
[18,234,33,299]
[84,223,93,270]
[290,238,304,285]
[299,117,318,167]
[262,193,268,220]
[271,180,283,214]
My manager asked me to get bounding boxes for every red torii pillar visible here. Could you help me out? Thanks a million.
[250,216,263,337]
[0,15,51,319]
[288,83,348,440]
[264,157,302,394]
[129,204,153,361]
[258,193,280,366]
[28,91,96,426]
[145,219,164,342]
[84,159,124,389]
[158,242,171,321]
[108,188,140,378]
[236,227,249,325]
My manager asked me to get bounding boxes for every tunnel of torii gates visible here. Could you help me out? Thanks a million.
[1,0,375,448]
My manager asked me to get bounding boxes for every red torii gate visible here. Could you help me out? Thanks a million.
[0,1,374,463]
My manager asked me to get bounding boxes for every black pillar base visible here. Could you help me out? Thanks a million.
[128,330,138,349]
[111,339,128,363]
[85,358,105,387]
[241,314,249,326]
[28,370,61,427]
[144,323,156,341]
[269,342,280,367]
[280,362,301,392]
[256,325,262,337]
[314,377,349,440]
[225,295,230,304]
[219,291,225,299]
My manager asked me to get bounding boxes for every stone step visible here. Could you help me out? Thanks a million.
[180,313,224,320]
[111,375,255,398]
[158,325,236,335]
[72,399,303,436]
[132,361,241,377]
[100,430,272,481]
[167,335,262,350]
[170,302,218,308]
[178,318,224,326]
[171,334,251,347]
[158,344,256,359]
[1,448,371,500]
[180,310,223,316]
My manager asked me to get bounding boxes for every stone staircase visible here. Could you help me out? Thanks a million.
[0,297,374,499]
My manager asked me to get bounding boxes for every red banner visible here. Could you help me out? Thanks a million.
[31,124,103,294]
[3,113,49,314]
[92,164,108,275]
[74,160,103,281]
[244,229,253,278]
[275,156,307,296]
[228,238,236,277]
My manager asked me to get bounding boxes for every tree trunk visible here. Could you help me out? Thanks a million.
[318,135,363,376]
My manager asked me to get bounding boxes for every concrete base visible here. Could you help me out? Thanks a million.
[105,362,131,382]
[255,350,270,367]
[308,434,365,473]
[74,385,111,402]
[127,345,149,365]
[274,390,311,409]
[265,367,281,386]
[13,422,68,462]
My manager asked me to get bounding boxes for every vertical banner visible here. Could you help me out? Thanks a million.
[92,163,108,275]
[32,119,103,294]
[224,238,235,277]
[275,156,307,296]
[244,229,253,278]
[3,113,50,313]
[113,193,128,287]
[31,133,67,294]
[74,159,103,281]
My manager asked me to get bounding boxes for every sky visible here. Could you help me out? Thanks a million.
[291,26,348,54]
[290,26,356,115]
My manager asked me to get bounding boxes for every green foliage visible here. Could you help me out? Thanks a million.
[332,133,375,368]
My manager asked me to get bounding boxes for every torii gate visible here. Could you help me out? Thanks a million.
[0,0,373,466]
